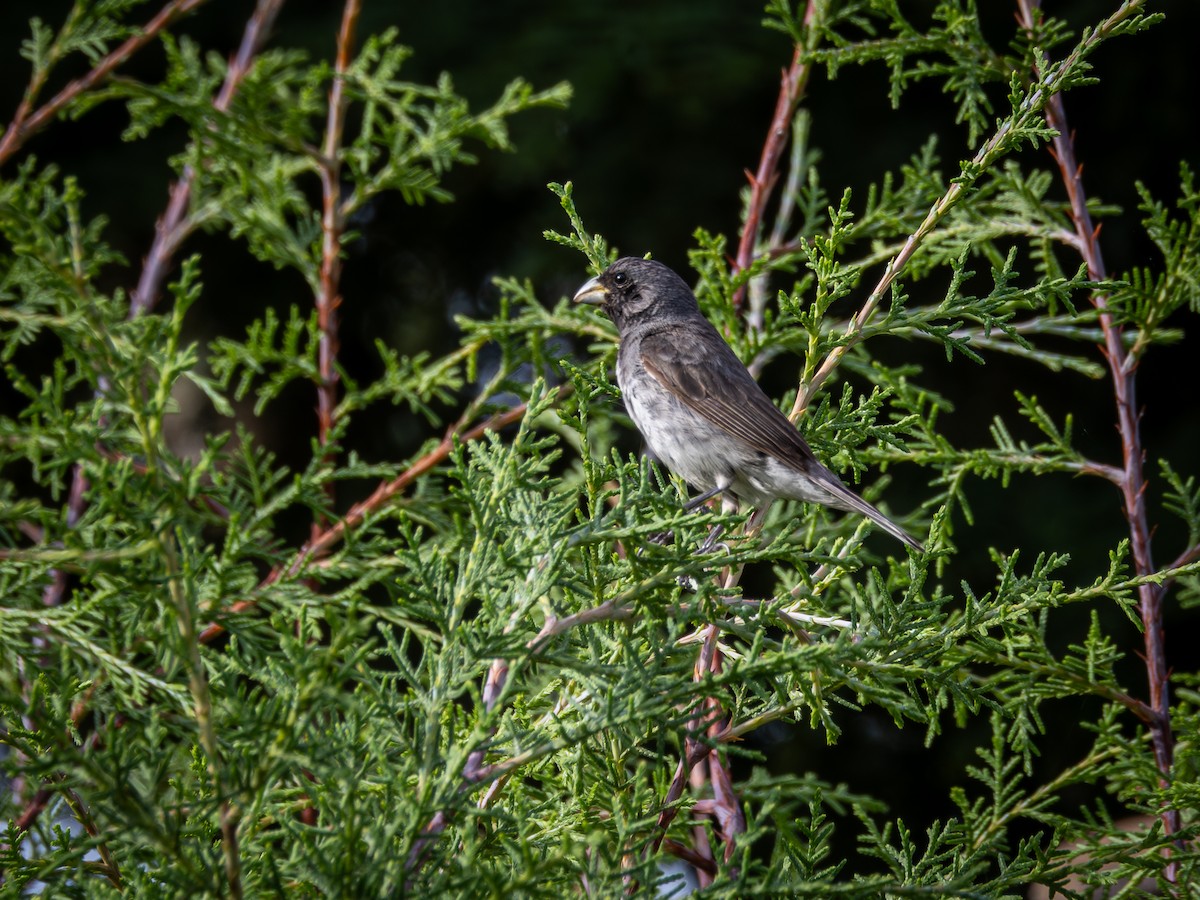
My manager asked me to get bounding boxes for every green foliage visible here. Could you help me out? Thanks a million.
[2,1,1199,897]
[1118,163,1200,360]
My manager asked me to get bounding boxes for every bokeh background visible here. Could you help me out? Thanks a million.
[3,0,1198,866]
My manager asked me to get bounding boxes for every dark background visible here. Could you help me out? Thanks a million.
[2,0,1197,867]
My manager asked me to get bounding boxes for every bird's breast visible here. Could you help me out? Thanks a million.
[616,342,739,494]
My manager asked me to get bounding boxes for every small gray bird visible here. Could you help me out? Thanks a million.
[573,257,923,552]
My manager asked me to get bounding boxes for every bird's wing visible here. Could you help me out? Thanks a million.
[638,327,820,473]
[639,325,924,552]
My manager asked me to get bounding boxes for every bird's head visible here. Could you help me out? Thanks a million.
[572,257,698,332]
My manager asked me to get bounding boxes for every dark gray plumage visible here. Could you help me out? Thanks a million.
[573,256,922,552]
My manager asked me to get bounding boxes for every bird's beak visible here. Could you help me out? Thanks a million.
[572,274,608,306]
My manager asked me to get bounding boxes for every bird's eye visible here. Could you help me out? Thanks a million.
[612,272,628,287]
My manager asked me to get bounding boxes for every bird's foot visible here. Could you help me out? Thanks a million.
[696,524,725,555]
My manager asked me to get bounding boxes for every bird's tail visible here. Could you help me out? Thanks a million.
[819,475,924,553]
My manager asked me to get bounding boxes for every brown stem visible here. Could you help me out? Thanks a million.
[650,623,727,859]
[731,1,819,317]
[701,637,744,870]
[408,591,636,874]
[792,0,1149,419]
[131,0,287,316]
[197,396,547,644]
[651,735,717,854]
[1016,0,1178,855]
[1160,542,1200,597]
[312,0,360,507]
[0,0,210,168]
[660,838,718,878]
[14,5,287,849]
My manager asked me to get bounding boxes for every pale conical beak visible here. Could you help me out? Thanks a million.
[572,275,608,305]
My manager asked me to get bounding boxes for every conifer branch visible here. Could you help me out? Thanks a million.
[3,2,1195,894]
[131,0,287,316]
[45,0,284,615]
[10,0,279,625]
[1161,542,1200,596]
[1015,0,1179,858]
[416,586,641,873]
[792,0,1152,419]
[731,0,820,325]
[2,686,99,857]
[0,0,210,168]
[198,396,549,644]
[312,0,361,519]
[161,531,243,898]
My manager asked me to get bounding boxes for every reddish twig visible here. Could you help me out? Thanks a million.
[312,0,361,505]
[660,838,718,878]
[651,624,726,856]
[730,1,819,318]
[680,622,743,887]
[44,0,282,608]
[2,686,99,863]
[792,1,1148,420]
[0,0,210,168]
[1016,0,1179,857]
[198,397,543,644]
[40,464,88,608]
[295,2,359,830]
[131,0,286,316]
[12,787,54,834]
[410,565,639,874]
[1160,542,1200,597]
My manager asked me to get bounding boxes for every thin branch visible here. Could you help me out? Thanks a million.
[660,838,718,878]
[161,528,243,898]
[791,0,1151,420]
[415,587,639,872]
[529,597,636,651]
[290,6,356,833]
[1160,541,1200,597]
[0,0,211,167]
[1015,0,1179,860]
[651,722,721,854]
[11,786,54,833]
[131,0,287,316]
[198,396,549,644]
[651,624,726,856]
[313,0,361,513]
[731,0,820,322]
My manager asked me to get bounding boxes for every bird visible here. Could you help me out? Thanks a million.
[572,256,923,553]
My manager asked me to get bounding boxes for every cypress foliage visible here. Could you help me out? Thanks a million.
[1,1,1197,895]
